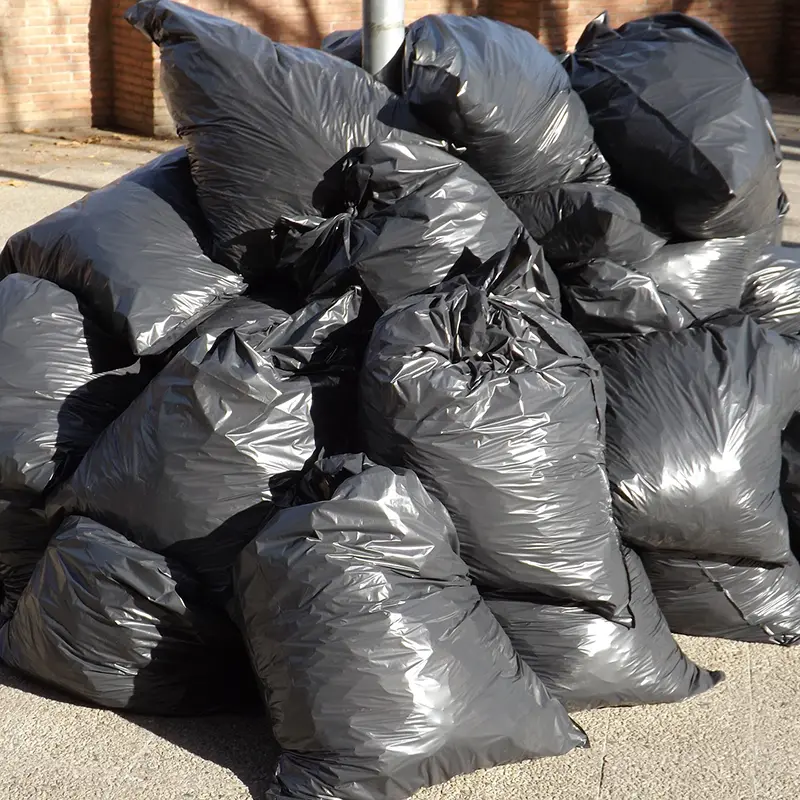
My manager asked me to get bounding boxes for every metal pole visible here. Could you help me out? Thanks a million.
[362,0,405,76]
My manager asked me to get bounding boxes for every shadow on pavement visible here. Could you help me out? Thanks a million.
[0,170,98,194]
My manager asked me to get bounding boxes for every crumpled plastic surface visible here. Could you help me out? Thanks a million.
[504,183,665,267]
[0,502,52,622]
[234,454,587,800]
[640,550,800,646]
[276,139,561,312]
[0,516,254,714]
[566,12,785,240]
[50,290,363,600]
[127,0,427,277]
[741,246,800,334]
[487,547,723,710]
[403,14,609,195]
[595,313,800,563]
[361,279,630,620]
[321,28,402,94]
[0,274,152,501]
[0,148,244,358]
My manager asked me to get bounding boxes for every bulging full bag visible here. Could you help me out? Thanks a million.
[403,14,609,195]
[487,547,723,710]
[127,0,428,277]
[275,139,561,312]
[50,290,364,600]
[0,148,244,358]
[0,516,253,714]
[234,454,587,800]
[741,246,800,334]
[361,279,630,620]
[566,12,785,239]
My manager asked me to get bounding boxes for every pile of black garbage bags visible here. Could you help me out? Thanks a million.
[1,2,799,797]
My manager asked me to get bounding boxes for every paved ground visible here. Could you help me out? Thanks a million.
[1,98,800,800]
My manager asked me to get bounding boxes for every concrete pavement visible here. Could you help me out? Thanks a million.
[2,99,800,800]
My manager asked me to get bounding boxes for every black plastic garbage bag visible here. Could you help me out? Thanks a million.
[361,279,630,620]
[741,246,800,334]
[0,274,152,501]
[127,0,428,277]
[0,502,53,623]
[566,12,785,239]
[595,313,800,563]
[0,516,253,714]
[403,14,609,195]
[275,139,561,312]
[640,550,800,646]
[559,258,695,338]
[487,547,723,710]
[0,148,244,358]
[321,28,402,94]
[50,290,363,600]
[235,454,587,800]
[504,183,665,267]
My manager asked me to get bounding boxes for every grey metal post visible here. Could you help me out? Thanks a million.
[362,0,405,76]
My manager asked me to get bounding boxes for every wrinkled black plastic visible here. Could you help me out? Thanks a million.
[559,229,777,337]
[504,183,665,267]
[235,454,587,800]
[741,246,800,334]
[0,274,152,501]
[127,0,427,276]
[487,547,723,710]
[50,290,363,600]
[0,502,52,622]
[596,313,800,563]
[641,550,800,646]
[321,28,402,94]
[0,516,253,714]
[0,148,244,357]
[361,279,630,620]
[278,139,561,312]
[566,12,785,239]
[403,14,609,195]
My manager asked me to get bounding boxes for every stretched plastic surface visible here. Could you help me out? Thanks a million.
[641,550,800,646]
[235,454,587,800]
[504,183,665,267]
[741,246,800,334]
[566,12,785,239]
[595,313,800,562]
[50,290,363,600]
[321,28,402,93]
[403,14,609,195]
[0,148,244,357]
[0,516,253,714]
[487,548,722,710]
[361,279,630,619]
[0,502,52,622]
[280,139,561,311]
[0,274,152,501]
[127,0,426,276]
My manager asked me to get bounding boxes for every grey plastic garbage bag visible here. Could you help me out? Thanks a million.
[595,313,800,563]
[741,246,800,334]
[277,139,561,312]
[487,547,723,710]
[640,550,800,646]
[403,14,609,195]
[234,454,587,800]
[361,279,630,620]
[504,183,665,267]
[0,502,52,623]
[50,290,363,600]
[566,12,785,239]
[0,274,152,501]
[0,148,244,358]
[127,0,428,277]
[0,516,253,714]
[321,28,402,94]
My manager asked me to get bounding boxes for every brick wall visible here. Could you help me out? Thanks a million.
[0,0,95,133]
[0,1,795,134]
